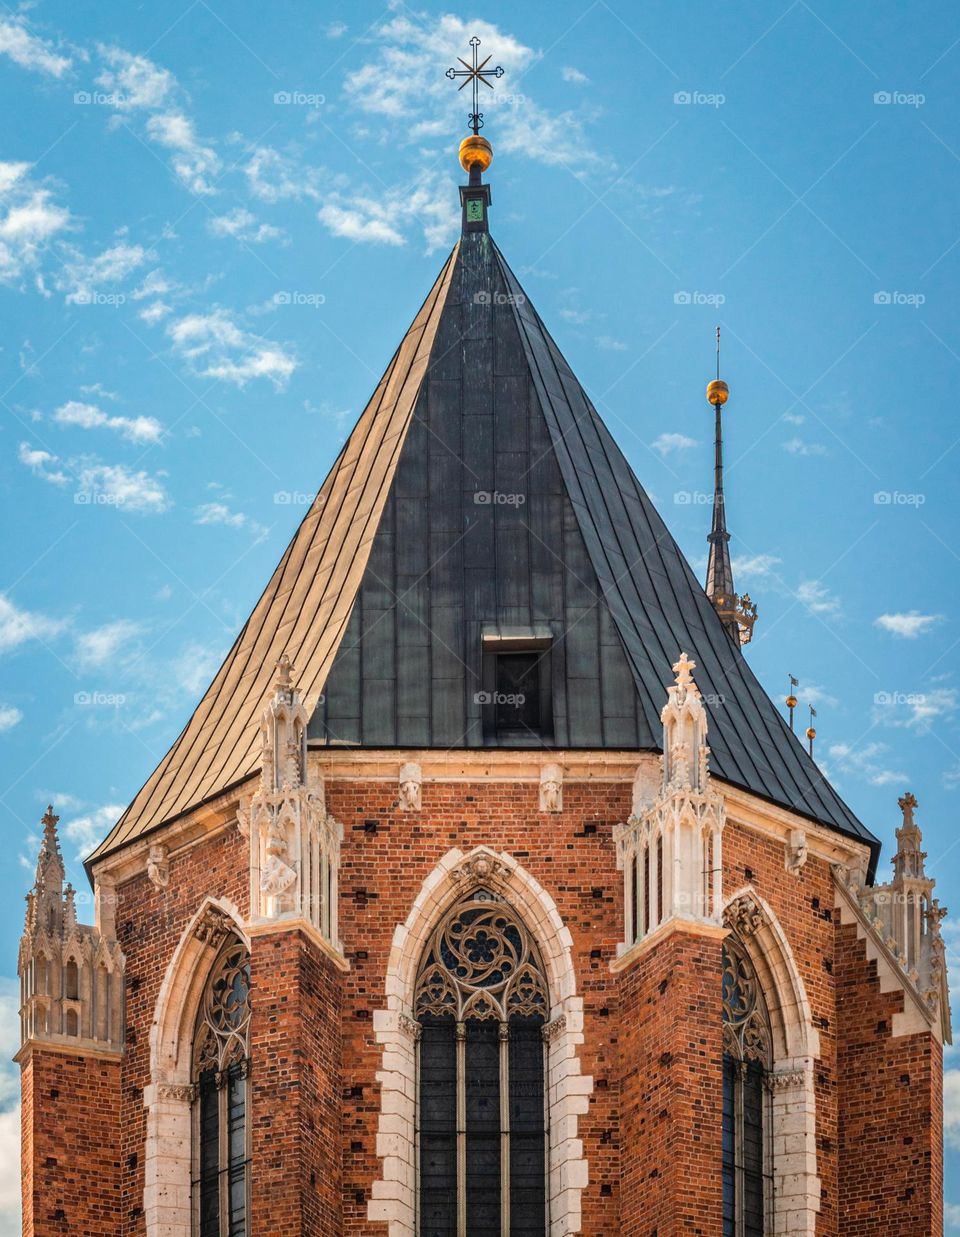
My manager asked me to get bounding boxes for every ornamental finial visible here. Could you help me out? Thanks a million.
[447,36,502,175]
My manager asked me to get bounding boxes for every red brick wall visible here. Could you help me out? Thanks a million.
[836,919,943,1235]
[114,826,248,1235]
[618,926,725,1237]
[28,775,941,1236]
[20,1047,122,1236]
[249,929,343,1235]
[328,777,627,1235]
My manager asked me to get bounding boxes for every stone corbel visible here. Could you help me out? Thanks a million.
[785,828,808,877]
[147,843,170,889]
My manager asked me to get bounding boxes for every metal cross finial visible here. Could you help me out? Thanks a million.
[446,36,504,135]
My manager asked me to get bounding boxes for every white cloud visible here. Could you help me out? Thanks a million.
[731,553,781,581]
[167,310,296,388]
[174,641,222,696]
[53,400,163,444]
[244,146,323,202]
[75,460,170,512]
[18,441,68,485]
[874,611,943,639]
[94,49,218,195]
[326,21,348,39]
[342,14,607,173]
[596,335,627,352]
[63,803,125,859]
[946,1200,960,1231]
[61,240,152,304]
[95,47,175,110]
[0,162,71,286]
[783,411,805,425]
[0,594,65,653]
[318,173,458,253]
[207,208,283,244]
[877,687,958,733]
[140,300,171,324]
[146,111,220,194]
[797,579,841,616]
[130,268,175,301]
[75,620,141,668]
[652,432,697,455]
[783,437,827,457]
[194,501,265,541]
[0,17,71,77]
[0,705,22,732]
[828,741,908,788]
[559,307,594,325]
[562,66,589,84]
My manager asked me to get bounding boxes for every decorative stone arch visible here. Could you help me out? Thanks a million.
[724,887,821,1235]
[144,896,248,1237]
[368,846,592,1236]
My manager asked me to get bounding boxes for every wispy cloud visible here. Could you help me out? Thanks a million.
[653,432,697,456]
[731,553,782,581]
[0,17,71,78]
[194,501,267,539]
[874,611,943,639]
[62,803,125,860]
[95,46,175,110]
[596,335,627,352]
[207,208,283,245]
[60,240,153,304]
[827,740,907,787]
[0,705,23,732]
[797,579,841,616]
[75,620,141,669]
[783,437,827,457]
[874,686,957,733]
[19,443,171,512]
[146,111,220,195]
[18,442,68,485]
[167,310,296,388]
[53,400,163,444]
[0,595,66,653]
[562,66,589,84]
[0,162,71,287]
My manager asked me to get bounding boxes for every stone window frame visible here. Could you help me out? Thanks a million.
[144,896,249,1237]
[723,887,821,1236]
[368,846,592,1236]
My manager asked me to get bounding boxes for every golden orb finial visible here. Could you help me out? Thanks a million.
[707,378,729,407]
[786,694,798,710]
[459,134,493,173]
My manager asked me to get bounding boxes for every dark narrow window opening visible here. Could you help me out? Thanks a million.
[722,936,772,1237]
[415,889,548,1235]
[481,636,553,744]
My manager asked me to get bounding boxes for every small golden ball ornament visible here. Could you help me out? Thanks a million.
[806,726,817,742]
[786,694,798,710]
[706,378,729,406]
[459,135,493,173]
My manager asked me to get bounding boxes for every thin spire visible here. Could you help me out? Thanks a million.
[447,36,500,232]
[703,328,757,646]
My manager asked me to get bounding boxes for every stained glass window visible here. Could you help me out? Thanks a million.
[192,939,251,1237]
[416,889,548,1236]
[722,935,772,1237]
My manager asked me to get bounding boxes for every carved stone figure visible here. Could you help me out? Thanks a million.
[146,843,170,889]
[398,762,422,811]
[539,763,563,813]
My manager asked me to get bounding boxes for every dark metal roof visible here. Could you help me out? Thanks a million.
[89,219,880,869]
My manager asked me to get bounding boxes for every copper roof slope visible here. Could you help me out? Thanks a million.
[492,242,879,867]
[86,244,459,867]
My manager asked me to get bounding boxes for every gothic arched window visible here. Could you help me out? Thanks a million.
[192,938,251,1237]
[722,935,772,1237]
[415,888,549,1236]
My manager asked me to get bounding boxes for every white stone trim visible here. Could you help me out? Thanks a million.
[724,887,821,1235]
[144,896,247,1237]
[367,846,592,1237]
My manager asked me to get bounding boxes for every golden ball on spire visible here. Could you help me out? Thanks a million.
[459,134,493,173]
[786,694,798,710]
[706,379,729,407]
[806,726,816,741]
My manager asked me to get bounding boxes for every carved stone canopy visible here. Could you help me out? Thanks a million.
[724,895,764,938]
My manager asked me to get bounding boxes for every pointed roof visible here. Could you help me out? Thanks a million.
[87,203,879,872]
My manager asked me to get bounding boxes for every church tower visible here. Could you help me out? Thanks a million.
[19,40,948,1237]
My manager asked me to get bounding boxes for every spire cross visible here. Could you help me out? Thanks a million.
[446,36,504,134]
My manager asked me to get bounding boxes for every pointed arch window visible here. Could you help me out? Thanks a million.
[722,935,773,1237]
[192,938,251,1237]
[415,888,549,1236]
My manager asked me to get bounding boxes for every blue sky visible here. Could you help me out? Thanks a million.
[1,0,960,1229]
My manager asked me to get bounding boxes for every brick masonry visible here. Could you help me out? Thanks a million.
[19,774,946,1234]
